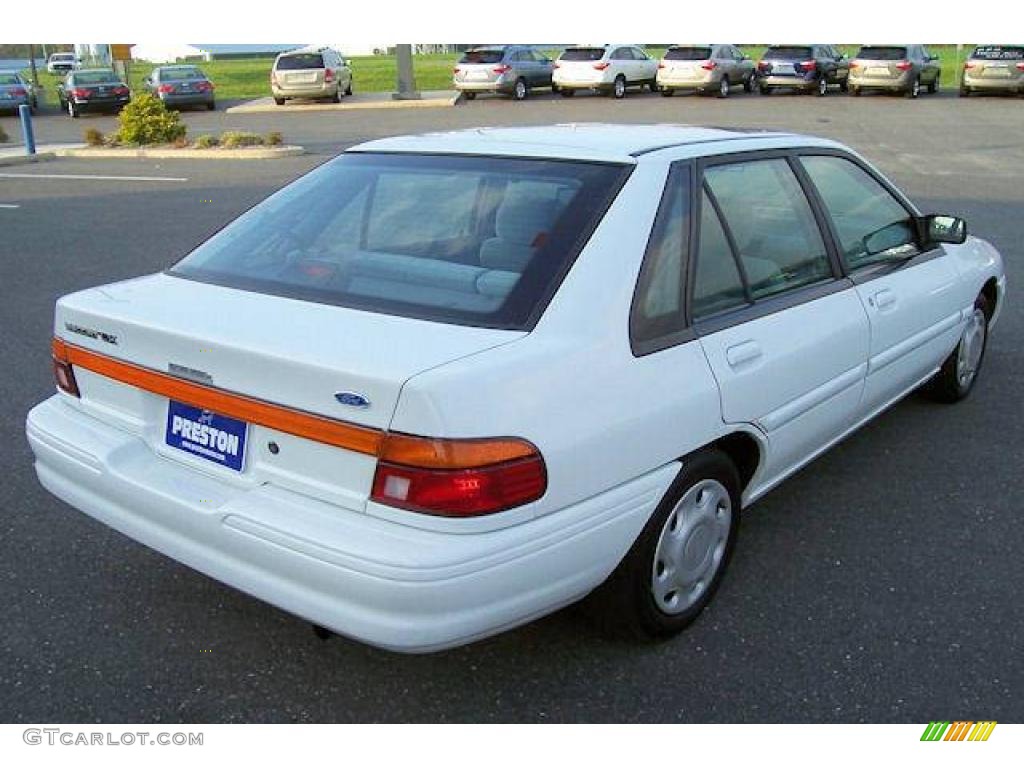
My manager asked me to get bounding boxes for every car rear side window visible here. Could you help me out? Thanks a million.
[561,48,606,61]
[665,47,713,61]
[858,47,908,60]
[169,153,630,330]
[460,50,504,64]
[703,159,831,301]
[800,155,919,270]
[631,165,692,348]
[276,54,324,70]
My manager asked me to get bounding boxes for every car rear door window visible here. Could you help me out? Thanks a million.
[800,155,919,270]
[703,159,831,300]
[631,166,692,346]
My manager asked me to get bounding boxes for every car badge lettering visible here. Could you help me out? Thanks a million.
[64,322,117,345]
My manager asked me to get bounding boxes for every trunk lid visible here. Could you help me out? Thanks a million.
[56,273,523,510]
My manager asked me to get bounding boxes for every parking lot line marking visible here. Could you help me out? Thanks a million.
[0,203,20,209]
[0,173,188,183]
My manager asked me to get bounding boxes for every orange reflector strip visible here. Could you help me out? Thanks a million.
[54,338,383,456]
[54,338,541,470]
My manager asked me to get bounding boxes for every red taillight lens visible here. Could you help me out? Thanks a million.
[324,67,335,82]
[657,62,665,69]
[700,60,717,71]
[552,61,560,68]
[453,66,460,73]
[52,339,80,397]
[798,60,817,72]
[371,434,547,516]
[757,60,769,72]
[157,84,174,93]
[70,88,92,99]
[195,81,213,91]
[11,87,27,96]
[593,62,610,70]
[896,60,913,72]
[1016,62,1024,71]
[849,60,861,69]
[493,64,511,74]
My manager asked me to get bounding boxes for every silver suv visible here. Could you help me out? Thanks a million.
[271,46,353,105]
[657,44,756,98]
[848,45,941,98]
[454,46,554,100]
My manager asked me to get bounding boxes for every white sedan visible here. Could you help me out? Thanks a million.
[27,125,1006,652]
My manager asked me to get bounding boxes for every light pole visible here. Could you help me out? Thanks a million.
[392,44,421,100]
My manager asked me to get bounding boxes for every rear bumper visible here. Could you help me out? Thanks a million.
[271,85,335,99]
[454,78,514,94]
[848,72,914,89]
[656,72,717,88]
[159,93,214,106]
[27,395,672,653]
[962,75,1024,91]
[72,97,130,112]
[758,74,817,89]
[0,96,31,110]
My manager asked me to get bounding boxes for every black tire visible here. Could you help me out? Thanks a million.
[207,100,216,111]
[274,97,285,105]
[839,78,849,93]
[512,77,528,101]
[648,80,659,93]
[743,74,755,93]
[905,76,921,99]
[759,83,772,95]
[959,84,969,97]
[928,73,940,94]
[463,91,476,100]
[560,88,575,98]
[331,88,341,103]
[660,88,674,97]
[852,85,862,96]
[67,99,79,118]
[584,450,741,640]
[612,74,626,99]
[717,76,730,98]
[925,294,990,403]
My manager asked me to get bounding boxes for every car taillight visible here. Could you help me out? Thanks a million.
[798,60,817,72]
[113,86,129,96]
[11,87,27,96]
[1016,62,1024,71]
[657,61,666,69]
[896,60,913,71]
[157,84,174,93]
[196,81,213,91]
[849,60,861,69]
[70,88,92,99]
[757,60,769,72]
[493,64,511,74]
[593,62,610,70]
[552,61,560,68]
[700,61,717,70]
[324,67,335,83]
[52,339,80,397]
[453,66,461,73]
[371,434,547,517]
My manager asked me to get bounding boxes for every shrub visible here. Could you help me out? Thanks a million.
[219,130,264,149]
[115,93,186,145]
[83,127,105,146]
[172,136,188,149]
[194,134,219,149]
[265,131,283,146]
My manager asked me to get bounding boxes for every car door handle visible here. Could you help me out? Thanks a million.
[726,340,763,368]
[869,289,897,310]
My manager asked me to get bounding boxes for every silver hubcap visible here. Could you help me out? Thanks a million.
[516,81,525,98]
[956,308,986,388]
[819,78,826,94]
[615,78,624,97]
[652,479,732,615]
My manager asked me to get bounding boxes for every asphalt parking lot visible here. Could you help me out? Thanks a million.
[1,92,1022,723]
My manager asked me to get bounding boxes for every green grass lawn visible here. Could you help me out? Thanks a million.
[22,45,974,106]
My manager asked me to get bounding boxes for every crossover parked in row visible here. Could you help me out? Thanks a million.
[144,65,216,111]
[57,69,130,118]
[961,45,1024,96]
[657,45,756,97]
[28,124,1005,652]
[454,45,554,100]
[554,45,658,98]
[756,45,849,95]
[271,46,353,105]
[848,45,941,98]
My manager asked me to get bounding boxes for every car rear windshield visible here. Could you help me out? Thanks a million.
[971,45,1024,61]
[52,54,74,60]
[0,74,21,85]
[665,47,713,61]
[857,46,908,60]
[71,71,118,84]
[169,153,631,330]
[765,46,813,60]
[459,50,504,64]
[560,48,606,61]
[161,67,204,79]
[276,54,324,70]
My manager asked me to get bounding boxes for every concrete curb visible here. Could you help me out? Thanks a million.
[52,145,306,160]
[0,151,56,167]
[225,91,460,114]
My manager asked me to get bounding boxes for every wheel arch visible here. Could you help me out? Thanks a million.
[679,429,764,499]
[980,276,999,320]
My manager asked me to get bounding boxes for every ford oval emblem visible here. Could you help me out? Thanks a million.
[335,391,371,409]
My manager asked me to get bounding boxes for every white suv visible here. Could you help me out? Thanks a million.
[554,45,658,98]
[28,125,1006,652]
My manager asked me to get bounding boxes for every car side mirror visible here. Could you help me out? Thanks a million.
[921,214,968,246]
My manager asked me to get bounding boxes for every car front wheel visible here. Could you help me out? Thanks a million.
[585,449,741,639]
[926,294,989,402]
[612,75,626,99]
[513,78,528,101]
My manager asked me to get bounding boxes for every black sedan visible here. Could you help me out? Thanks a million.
[57,69,131,118]
[143,65,216,110]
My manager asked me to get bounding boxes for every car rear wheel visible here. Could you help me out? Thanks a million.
[274,97,285,105]
[648,80,659,92]
[660,88,674,97]
[743,74,755,93]
[67,99,79,118]
[207,101,216,111]
[513,78,528,101]
[718,76,730,98]
[612,75,627,99]
[585,449,741,640]
[926,295,989,402]
[906,76,921,99]
[560,88,575,98]
[345,79,353,96]
[331,88,341,103]
[852,85,862,96]
[816,76,828,96]
[928,73,940,94]
[959,84,969,97]
[759,83,772,95]
[463,91,476,100]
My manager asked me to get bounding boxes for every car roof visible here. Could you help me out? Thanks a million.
[349,124,838,164]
